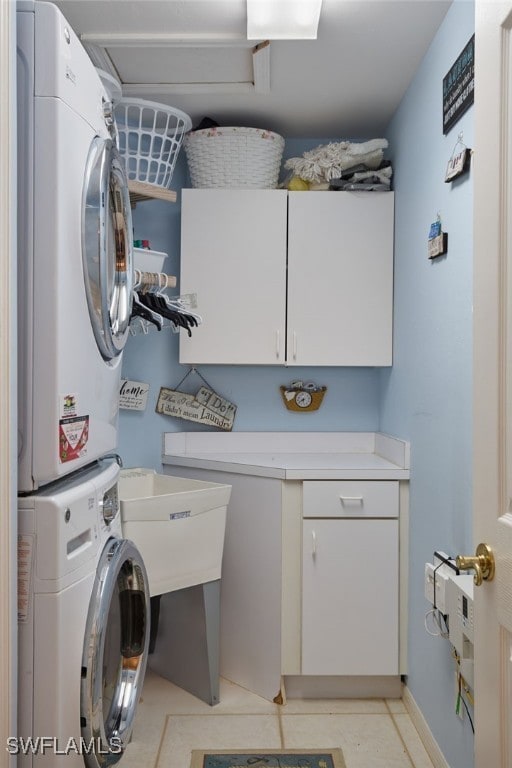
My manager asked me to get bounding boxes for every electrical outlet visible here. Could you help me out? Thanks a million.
[424,563,436,604]
[424,554,453,614]
[446,574,474,690]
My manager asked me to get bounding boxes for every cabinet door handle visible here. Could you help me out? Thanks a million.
[311,529,317,558]
[293,331,297,360]
[339,495,363,502]
[276,329,280,358]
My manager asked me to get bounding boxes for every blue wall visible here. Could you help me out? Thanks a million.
[119,5,475,766]
[381,2,474,767]
[119,140,382,469]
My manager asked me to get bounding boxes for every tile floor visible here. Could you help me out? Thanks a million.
[122,671,435,768]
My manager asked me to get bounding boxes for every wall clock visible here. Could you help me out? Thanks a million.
[295,390,313,408]
[279,383,327,413]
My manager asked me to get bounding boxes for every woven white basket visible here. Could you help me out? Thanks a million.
[115,98,192,189]
[184,127,285,189]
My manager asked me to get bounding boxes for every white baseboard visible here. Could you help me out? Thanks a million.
[402,684,450,768]
[283,675,402,700]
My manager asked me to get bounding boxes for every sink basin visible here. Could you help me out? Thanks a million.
[118,468,232,595]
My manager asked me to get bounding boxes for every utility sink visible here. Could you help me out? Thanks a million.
[118,468,232,596]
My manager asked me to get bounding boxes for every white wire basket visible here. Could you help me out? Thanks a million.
[183,126,285,188]
[115,98,192,190]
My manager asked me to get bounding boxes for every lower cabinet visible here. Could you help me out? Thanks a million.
[162,464,403,700]
[300,479,400,676]
[302,518,399,675]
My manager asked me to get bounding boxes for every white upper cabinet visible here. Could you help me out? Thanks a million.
[287,192,394,366]
[180,189,288,365]
[179,189,394,366]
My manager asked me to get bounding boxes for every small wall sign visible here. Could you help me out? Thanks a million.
[443,34,475,135]
[156,386,236,431]
[119,379,150,411]
[195,386,237,423]
[445,147,471,182]
[428,217,448,260]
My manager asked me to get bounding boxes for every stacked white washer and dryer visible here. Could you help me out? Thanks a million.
[16,3,150,765]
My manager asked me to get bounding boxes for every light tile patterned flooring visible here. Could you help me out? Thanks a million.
[122,671,435,768]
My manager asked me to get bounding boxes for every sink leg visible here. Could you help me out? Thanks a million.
[203,579,221,705]
[147,580,221,706]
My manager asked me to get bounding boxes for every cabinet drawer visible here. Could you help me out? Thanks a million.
[302,480,399,518]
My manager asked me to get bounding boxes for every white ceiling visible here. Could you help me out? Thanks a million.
[51,0,452,137]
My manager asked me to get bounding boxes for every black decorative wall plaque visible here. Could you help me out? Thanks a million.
[443,34,475,135]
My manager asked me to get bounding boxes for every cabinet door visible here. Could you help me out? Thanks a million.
[179,189,288,364]
[302,518,399,675]
[287,192,394,366]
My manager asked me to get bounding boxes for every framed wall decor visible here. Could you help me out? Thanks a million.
[443,34,475,135]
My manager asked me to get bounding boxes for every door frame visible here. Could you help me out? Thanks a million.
[0,0,17,765]
[473,2,512,765]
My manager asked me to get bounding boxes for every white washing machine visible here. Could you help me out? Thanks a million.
[17,1,134,492]
[17,459,150,767]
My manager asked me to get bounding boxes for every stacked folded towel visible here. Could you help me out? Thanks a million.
[329,160,392,191]
[284,138,392,191]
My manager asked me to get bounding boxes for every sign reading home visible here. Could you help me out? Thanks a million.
[156,386,236,431]
[119,379,150,411]
[443,34,475,135]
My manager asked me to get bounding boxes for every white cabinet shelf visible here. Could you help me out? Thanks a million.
[128,179,177,206]
[179,189,394,366]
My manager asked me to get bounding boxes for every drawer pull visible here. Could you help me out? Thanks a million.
[339,495,363,503]
[312,529,317,558]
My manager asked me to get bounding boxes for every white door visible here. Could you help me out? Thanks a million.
[473,2,512,765]
[0,0,16,763]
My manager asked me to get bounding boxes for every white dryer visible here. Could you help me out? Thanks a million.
[17,1,134,492]
[17,459,150,767]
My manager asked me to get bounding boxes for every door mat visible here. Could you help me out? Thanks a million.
[190,749,346,768]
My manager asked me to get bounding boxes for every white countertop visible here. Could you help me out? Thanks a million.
[162,432,410,480]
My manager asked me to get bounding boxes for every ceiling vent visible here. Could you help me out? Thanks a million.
[82,35,270,96]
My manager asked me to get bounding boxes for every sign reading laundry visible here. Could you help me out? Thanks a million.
[443,34,474,134]
[156,387,236,431]
[195,386,237,423]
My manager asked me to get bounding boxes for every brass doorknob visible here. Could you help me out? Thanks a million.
[456,543,495,586]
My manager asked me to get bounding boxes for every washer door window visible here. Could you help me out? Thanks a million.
[83,138,133,361]
[81,538,150,767]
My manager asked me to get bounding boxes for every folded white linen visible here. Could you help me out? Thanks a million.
[284,139,389,183]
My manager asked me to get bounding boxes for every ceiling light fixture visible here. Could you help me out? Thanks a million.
[247,0,323,40]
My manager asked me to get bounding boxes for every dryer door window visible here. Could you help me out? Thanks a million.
[81,537,150,767]
[83,137,134,361]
